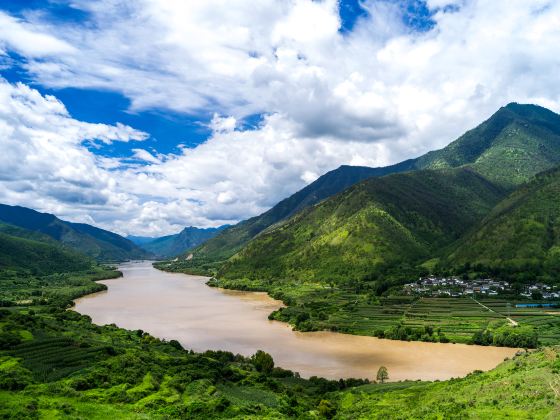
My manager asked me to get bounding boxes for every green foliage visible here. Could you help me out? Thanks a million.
[447,167,560,282]
[251,350,274,374]
[217,167,505,285]
[376,366,389,384]
[472,325,539,349]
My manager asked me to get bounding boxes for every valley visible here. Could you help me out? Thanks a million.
[73,261,517,382]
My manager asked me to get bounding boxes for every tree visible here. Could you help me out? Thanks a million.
[251,350,274,373]
[376,366,389,384]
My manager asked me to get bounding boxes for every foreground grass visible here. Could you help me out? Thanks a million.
[336,347,560,419]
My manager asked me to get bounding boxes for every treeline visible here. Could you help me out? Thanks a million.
[471,325,538,348]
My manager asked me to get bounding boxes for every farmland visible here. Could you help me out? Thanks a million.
[211,276,556,345]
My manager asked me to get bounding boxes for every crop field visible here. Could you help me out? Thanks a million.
[10,337,111,381]
[480,300,560,345]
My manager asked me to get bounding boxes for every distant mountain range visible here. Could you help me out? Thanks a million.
[129,225,229,258]
[170,103,560,279]
[0,204,151,262]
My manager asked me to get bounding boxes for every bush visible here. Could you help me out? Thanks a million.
[251,350,274,374]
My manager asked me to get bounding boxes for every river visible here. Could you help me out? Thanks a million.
[73,261,517,381]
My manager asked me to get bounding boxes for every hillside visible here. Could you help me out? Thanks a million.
[417,102,560,187]
[0,231,92,276]
[217,168,506,283]
[131,226,228,258]
[0,204,152,262]
[446,166,560,281]
[188,161,418,266]
[175,103,560,272]
[335,347,560,418]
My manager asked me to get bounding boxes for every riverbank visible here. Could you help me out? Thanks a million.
[75,261,518,382]
[3,260,559,418]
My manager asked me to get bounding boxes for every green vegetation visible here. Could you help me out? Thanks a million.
[445,167,560,283]
[0,204,151,261]
[335,347,560,418]
[217,168,505,284]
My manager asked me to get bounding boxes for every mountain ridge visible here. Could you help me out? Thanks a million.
[0,204,152,262]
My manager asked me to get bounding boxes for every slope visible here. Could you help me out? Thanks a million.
[0,204,151,262]
[0,231,92,276]
[218,167,506,283]
[446,166,560,281]
[191,161,418,264]
[417,102,560,186]
[132,225,229,258]
[181,103,560,270]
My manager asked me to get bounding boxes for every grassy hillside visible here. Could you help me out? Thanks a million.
[0,232,92,276]
[446,166,560,282]
[334,347,560,419]
[180,162,418,271]
[0,204,151,262]
[217,168,506,284]
[417,103,560,187]
[133,226,228,258]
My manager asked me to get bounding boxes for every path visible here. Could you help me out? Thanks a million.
[471,297,519,326]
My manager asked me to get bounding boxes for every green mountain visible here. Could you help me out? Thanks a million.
[180,103,560,271]
[0,230,92,276]
[0,204,152,262]
[190,161,418,264]
[218,167,506,283]
[416,103,560,187]
[446,166,560,280]
[130,225,229,258]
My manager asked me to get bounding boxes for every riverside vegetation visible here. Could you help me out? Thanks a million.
[2,236,560,418]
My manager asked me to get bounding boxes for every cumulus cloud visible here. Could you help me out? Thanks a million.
[0,0,559,235]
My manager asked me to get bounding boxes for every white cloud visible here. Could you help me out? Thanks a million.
[0,1,559,235]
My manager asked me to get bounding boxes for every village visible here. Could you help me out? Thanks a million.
[403,276,560,300]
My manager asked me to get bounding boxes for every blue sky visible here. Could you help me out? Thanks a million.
[0,0,558,235]
[0,0,435,159]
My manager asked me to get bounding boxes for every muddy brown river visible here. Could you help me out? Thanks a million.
[73,261,517,381]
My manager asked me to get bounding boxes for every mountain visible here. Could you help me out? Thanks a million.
[0,229,92,275]
[417,103,560,187]
[186,161,418,265]
[182,103,560,269]
[0,204,152,262]
[445,166,560,280]
[130,225,229,258]
[217,167,507,283]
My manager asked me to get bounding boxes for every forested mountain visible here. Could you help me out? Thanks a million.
[416,103,560,187]
[218,168,506,283]
[0,204,151,262]
[190,161,418,264]
[130,225,228,258]
[446,166,560,281]
[180,103,560,271]
[0,230,92,276]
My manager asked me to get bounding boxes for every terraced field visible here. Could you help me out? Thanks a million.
[481,300,560,345]
[10,337,111,381]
